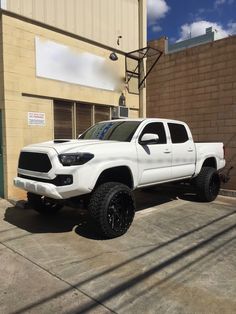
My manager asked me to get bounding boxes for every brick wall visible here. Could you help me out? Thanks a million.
[147,36,236,190]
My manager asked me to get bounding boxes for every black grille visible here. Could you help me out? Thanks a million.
[18,152,52,172]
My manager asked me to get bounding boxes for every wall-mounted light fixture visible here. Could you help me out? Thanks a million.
[109,52,118,61]
[109,35,122,61]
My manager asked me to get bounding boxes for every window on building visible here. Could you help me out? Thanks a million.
[95,106,110,123]
[54,101,73,139]
[54,101,111,139]
[168,123,189,143]
[76,104,92,135]
[140,122,167,144]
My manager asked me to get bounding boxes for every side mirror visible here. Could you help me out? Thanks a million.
[139,133,159,145]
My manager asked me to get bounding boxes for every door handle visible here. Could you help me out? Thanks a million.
[164,149,171,154]
[188,148,194,152]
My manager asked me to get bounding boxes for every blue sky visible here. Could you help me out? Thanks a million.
[147,0,236,42]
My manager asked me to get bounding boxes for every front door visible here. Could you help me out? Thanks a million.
[0,110,4,197]
[137,122,172,186]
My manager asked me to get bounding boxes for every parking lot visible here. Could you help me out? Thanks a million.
[0,186,236,314]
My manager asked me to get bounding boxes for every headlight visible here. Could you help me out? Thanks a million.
[58,153,94,166]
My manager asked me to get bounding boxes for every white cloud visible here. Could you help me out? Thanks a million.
[176,20,234,42]
[198,8,206,14]
[214,0,235,7]
[152,25,162,33]
[214,0,226,8]
[147,0,170,24]
[228,22,236,33]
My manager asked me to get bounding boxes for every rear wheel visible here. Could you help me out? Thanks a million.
[88,182,135,238]
[27,192,63,214]
[194,167,221,202]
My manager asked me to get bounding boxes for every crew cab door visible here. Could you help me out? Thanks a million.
[136,122,172,185]
[167,123,196,179]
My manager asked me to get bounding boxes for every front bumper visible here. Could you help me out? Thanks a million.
[14,177,63,199]
[14,174,92,199]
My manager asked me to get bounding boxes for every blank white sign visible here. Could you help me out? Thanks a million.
[35,37,117,91]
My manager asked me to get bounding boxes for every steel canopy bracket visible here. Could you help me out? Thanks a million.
[125,46,163,90]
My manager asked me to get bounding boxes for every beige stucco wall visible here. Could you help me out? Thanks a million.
[3,14,139,108]
[1,13,140,198]
[0,15,6,199]
[0,15,5,195]
[3,0,140,52]
[4,97,53,199]
[0,15,3,106]
[138,0,147,117]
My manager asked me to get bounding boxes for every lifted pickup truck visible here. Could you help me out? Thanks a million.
[14,118,225,238]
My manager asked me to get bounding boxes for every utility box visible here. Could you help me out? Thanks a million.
[112,106,129,119]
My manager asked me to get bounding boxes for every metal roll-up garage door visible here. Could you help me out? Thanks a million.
[76,104,92,136]
[95,106,110,123]
[54,101,73,139]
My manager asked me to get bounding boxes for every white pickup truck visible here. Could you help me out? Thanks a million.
[14,118,225,238]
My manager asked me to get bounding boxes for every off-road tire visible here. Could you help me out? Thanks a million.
[27,192,63,214]
[194,167,221,202]
[88,182,135,238]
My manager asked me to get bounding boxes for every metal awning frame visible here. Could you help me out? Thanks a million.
[125,46,163,89]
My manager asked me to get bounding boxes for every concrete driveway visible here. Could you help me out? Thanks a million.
[0,186,236,314]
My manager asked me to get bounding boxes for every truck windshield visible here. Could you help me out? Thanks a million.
[79,121,141,142]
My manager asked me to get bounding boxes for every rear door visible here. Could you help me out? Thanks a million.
[137,122,172,185]
[0,110,4,197]
[168,123,195,179]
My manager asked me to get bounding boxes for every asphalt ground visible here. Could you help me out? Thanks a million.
[0,186,236,314]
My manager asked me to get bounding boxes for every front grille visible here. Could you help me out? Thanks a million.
[18,152,52,172]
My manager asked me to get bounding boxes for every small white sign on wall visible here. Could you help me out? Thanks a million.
[28,112,45,126]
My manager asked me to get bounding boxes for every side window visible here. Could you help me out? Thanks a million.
[140,122,167,144]
[168,123,189,144]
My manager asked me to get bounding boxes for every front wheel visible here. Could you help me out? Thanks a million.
[88,182,135,239]
[194,167,221,202]
[27,192,63,214]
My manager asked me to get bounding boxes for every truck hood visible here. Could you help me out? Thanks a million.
[26,139,119,154]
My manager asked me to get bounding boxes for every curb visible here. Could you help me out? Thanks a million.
[219,189,236,198]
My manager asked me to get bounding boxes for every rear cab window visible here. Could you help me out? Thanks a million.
[168,123,189,144]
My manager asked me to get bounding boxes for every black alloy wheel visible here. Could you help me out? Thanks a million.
[107,190,134,233]
[209,171,221,199]
[194,167,221,202]
[88,182,135,238]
